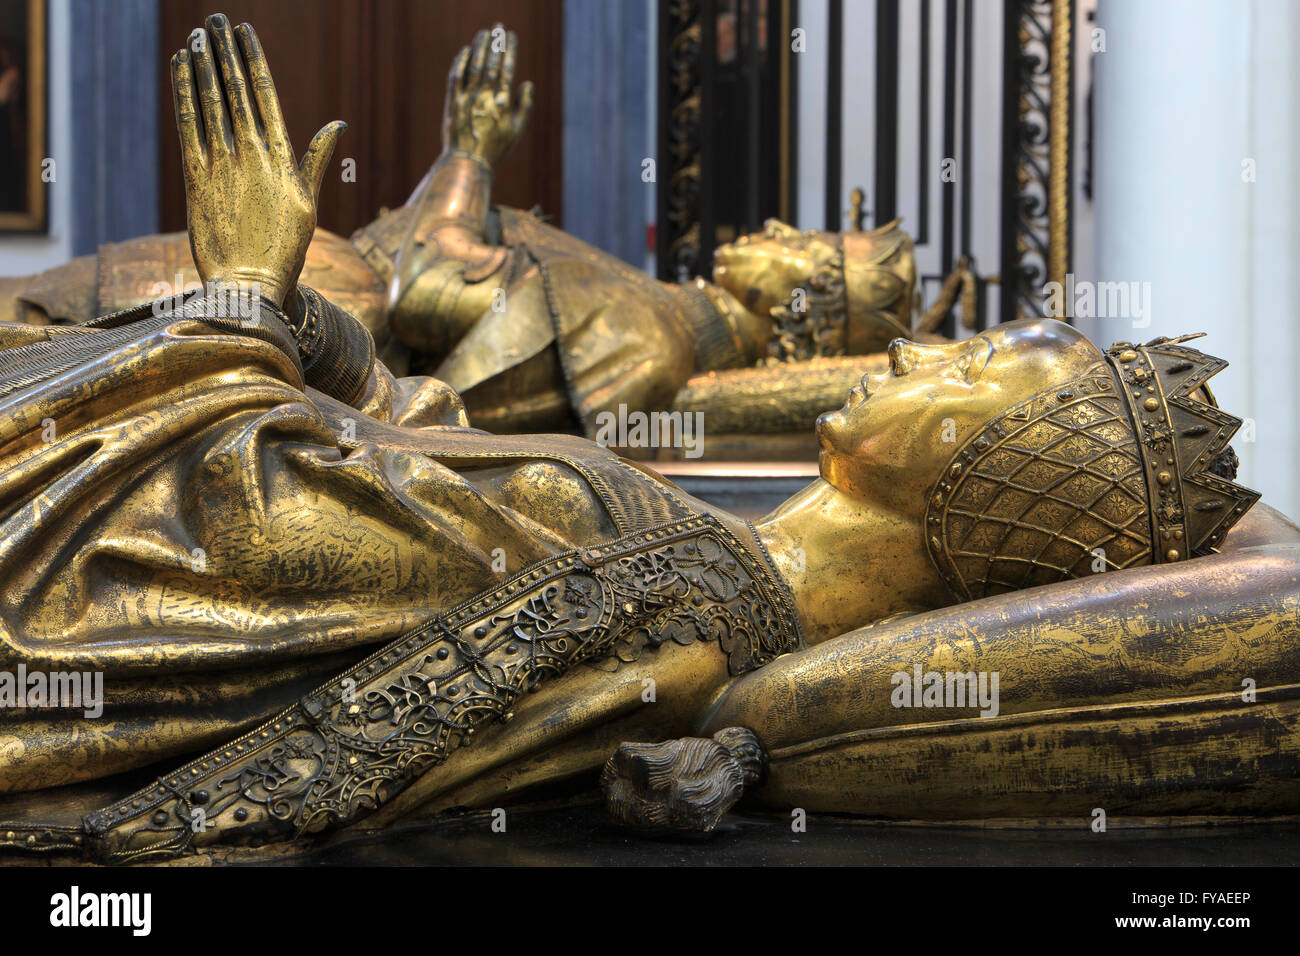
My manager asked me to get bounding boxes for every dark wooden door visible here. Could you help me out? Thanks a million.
[158,0,563,238]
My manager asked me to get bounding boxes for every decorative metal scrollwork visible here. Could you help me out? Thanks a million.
[1001,0,1074,322]
[660,0,704,280]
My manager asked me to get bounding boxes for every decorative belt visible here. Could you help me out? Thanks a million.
[79,514,800,863]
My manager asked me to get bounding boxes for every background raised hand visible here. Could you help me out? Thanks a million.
[441,25,533,170]
[170,13,344,309]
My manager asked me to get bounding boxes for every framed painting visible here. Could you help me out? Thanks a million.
[0,0,46,232]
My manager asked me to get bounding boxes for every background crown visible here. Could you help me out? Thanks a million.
[1104,335,1260,562]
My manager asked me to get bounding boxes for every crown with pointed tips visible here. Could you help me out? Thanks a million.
[924,334,1260,602]
[1104,334,1259,562]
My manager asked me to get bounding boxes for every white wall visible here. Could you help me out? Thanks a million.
[0,0,72,277]
[1093,0,1300,518]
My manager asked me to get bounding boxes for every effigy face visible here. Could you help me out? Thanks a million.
[816,320,1103,504]
[712,220,844,320]
[711,217,923,367]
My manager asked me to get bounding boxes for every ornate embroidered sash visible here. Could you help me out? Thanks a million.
[82,514,801,863]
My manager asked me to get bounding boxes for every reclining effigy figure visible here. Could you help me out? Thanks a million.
[0,27,961,454]
[0,15,1296,864]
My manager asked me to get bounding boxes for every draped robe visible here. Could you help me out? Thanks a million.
[0,290,797,800]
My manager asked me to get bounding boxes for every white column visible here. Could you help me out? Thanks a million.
[1093,0,1300,519]
[795,0,829,232]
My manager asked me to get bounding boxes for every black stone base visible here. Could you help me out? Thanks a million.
[254,802,1300,867]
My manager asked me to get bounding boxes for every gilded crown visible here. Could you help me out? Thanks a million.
[1103,334,1259,562]
[924,335,1259,602]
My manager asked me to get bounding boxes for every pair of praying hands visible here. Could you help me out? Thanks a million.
[170,14,532,310]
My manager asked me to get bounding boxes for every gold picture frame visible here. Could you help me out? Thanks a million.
[0,0,47,233]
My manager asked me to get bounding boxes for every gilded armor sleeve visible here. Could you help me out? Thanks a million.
[281,284,377,406]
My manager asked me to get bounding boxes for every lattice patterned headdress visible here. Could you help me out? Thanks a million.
[924,334,1260,601]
